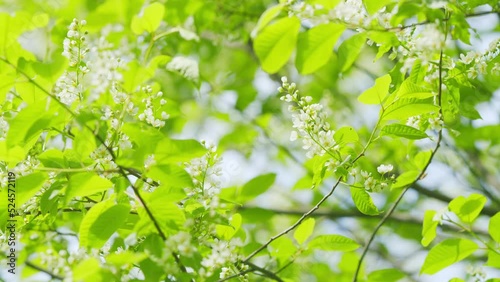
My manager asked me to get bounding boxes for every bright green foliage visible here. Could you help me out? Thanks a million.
[294,217,315,245]
[337,33,366,72]
[79,200,130,248]
[254,17,301,73]
[421,210,439,247]
[381,124,428,140]
[421,238,478,274]
[309,234,360,251]
[489,212,500,243]
[358,74,391,104]
[131,2,165,34]
[295,23,345,74]
[238,173,276,202]
[448,194,487,224]
[367,268,405,282]
[350,187,379,215]
[65,173,114,203]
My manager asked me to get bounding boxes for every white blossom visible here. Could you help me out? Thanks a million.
[377,164,394,174]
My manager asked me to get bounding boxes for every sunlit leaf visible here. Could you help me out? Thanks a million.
[421,238,477,274]
[294,218,315,245]
[79,200,130,248]
[421,210,439,247]
[381,124,428,140]
[350,187,379,215]
[358,74,391,104]
[448,194,487,224]
[309,234,360,251]
[296,23,344,74]
[254,16,301,74]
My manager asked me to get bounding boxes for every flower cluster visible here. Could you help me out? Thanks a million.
[87,35,128,100]
[406,112,443,131]
[466,265,487,282]
[290,0,396,29]
[458,38,500,79]
[184,141,225,211]
[330,0,368,26]
[137,86,169,128]
[0,115,8,139]
[350,164,395,192]
[55,19,90,106]
[279,77,339,158]
[38,248,72,277]
[395,24,445,73]
[62,19,89,66]
[200,239,242,278]
[90,144,118,173]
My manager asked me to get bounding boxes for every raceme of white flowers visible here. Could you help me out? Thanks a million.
[55,18,89,105]
[279,76,339,159]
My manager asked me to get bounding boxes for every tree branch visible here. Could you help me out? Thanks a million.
[25,260,64,281]
[352,39,446,282]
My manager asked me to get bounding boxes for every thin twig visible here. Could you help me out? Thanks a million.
[0,56,190,276]
[352,38,447,282]
[242,177,342,263]
[25,260,64,280]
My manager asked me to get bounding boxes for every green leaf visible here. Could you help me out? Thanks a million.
[395,78,434,99]
[382,98,439,121]
[368,31,400,60]
[392,170,419,189]
[363,0,394,14]
[73,128,97,160]
[294,218,315,245]
[135,198,186,235]
[0,141,25,164]
[337,33,366,72]
[350,187,379,215]
[155,138,206,164]
[312,155,329,189]
[253,16,301,74]
[131,2,165,34]
[146,164,193,188]
[381,124,428,140]
[413,150,432,171]
[358,74,391,104]
[79,200,130,248]
[334,126,359,145]
[106,251,148,266]
[216,213,242,240]
[489,212,500,243]
[309,234,360,251]
[239,173,276,202]
[295,23,344,74]
[66,173,113,203]
[421,238,477,274]
[306,0,341,9]
[38,149,66,168]
[17,172,48,207]
[449,279,465,282]
[367,268,405,282]
[73,258,113,281]
[268,236,297,264]
[6,103,52,148]
[487,249,500,268]
[448,194,487,224]
[251,4,284,37]
[421,210,439,247]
